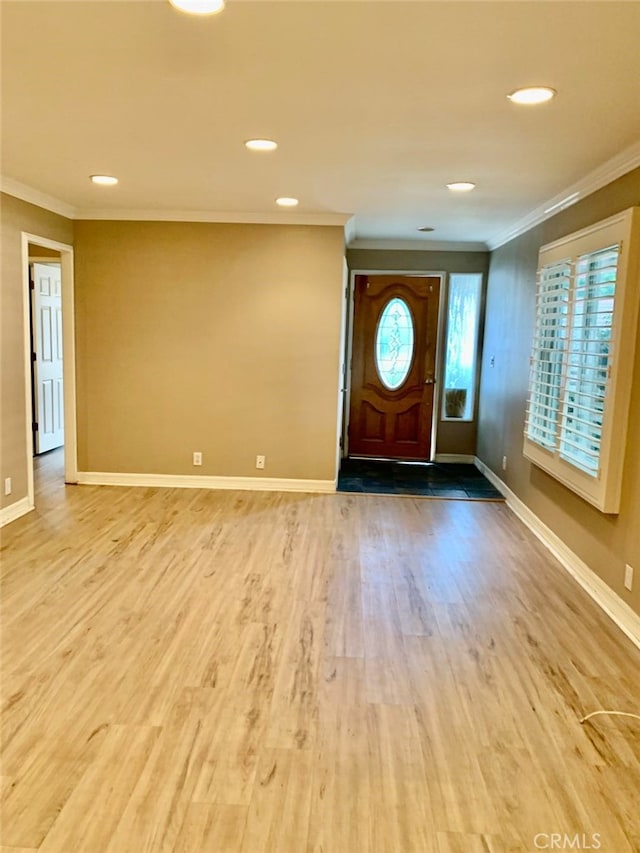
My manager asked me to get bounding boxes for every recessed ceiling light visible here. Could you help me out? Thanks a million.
[417,226,435,232]
[507,86,556,105]
[168,0,225,14]
[276,197,299,207]
[90,174,118,186]
[446,182,476,192]
[245,139,278,152]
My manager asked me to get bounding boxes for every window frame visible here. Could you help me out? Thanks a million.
[523,207,640,514]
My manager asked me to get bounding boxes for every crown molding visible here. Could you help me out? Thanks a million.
[4,139,639,246]
[486,140,640,251]
[0,176,77,219]
[41,0,584,4]
[343,216,357,246]
[0,177,351,226]
[74,208,351,226]
[348,238,488,252]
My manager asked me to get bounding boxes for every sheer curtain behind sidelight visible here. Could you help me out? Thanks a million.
[443,273,482,420]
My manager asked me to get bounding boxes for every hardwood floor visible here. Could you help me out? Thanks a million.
[1,450,639,851]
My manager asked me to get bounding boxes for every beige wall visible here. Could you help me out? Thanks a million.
[346,248,490,456]
[478,167,640,615]
[0,193,73,510]
[29,244,61,259]
[74,221,345,482]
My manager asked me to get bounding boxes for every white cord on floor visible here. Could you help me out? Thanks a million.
[580,710,640,724]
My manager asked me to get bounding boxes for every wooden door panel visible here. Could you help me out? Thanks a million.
[394,403,421,443]
[361,402,385,442]
[348,274,440,460]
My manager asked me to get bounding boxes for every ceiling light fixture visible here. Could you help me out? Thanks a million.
[276,197,299,207]
[507,86,556,105]
[168,0,225,15]
[245,139,278,152]
[446,182,475,192]
[90,174,118,186]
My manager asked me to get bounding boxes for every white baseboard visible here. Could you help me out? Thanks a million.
[474,456,640,651]
[77,471,336,494]
[0,496,34,527]
[434,454,475,464]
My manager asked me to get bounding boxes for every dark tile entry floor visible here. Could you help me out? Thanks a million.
[338,458,504,500]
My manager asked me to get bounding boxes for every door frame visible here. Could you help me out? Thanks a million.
[342,269,447,462]
[21,232,78,507]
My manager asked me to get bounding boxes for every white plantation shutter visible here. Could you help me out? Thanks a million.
[523,208,640,514]
[525,261,570,450]
[559,246,618,476]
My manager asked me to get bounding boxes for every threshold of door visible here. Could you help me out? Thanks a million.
[348,455,434,466]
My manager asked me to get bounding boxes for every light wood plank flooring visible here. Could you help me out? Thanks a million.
[1,450,639,852]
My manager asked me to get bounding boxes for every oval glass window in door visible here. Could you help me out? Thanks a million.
[375,297,415,389]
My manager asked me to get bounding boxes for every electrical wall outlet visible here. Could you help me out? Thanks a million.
[256,455,265,470]
[624,564,634,591]
[502,456,507,471]
[193,451,202,466]
[4,477,11,496]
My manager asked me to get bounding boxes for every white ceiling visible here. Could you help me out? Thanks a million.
[2,0,640,248]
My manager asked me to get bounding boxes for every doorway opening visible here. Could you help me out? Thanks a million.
[29,251,64,455]
[21,233,77,510]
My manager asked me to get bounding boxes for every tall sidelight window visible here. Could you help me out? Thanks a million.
[442,273,482,420]
[524,207,640,513]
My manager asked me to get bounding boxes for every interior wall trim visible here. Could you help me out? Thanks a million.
[0,178,349,227]
[0,496,33,528]
[434,453,475,463]
[347,239,488,252]
[474,457,640,651]
[0,176,77,219]
[487,140,640,251]
[77,471,337,494]
[75,209,351,226]
[4,140,639,247]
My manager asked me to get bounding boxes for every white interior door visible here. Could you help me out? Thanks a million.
[32,262,64,453]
